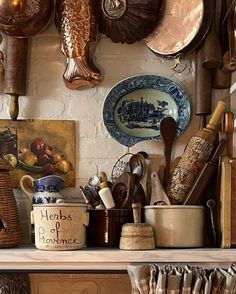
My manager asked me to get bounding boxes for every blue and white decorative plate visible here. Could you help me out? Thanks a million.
[103,75,191,147]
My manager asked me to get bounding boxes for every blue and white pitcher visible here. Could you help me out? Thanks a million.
[20,175,65,204]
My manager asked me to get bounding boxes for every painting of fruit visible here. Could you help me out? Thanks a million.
[18,137,72,175]
[0,119,76,187]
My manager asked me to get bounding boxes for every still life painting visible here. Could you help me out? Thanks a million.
[0,119,76,187]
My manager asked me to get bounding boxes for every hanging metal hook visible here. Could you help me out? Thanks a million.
[171,53,187,73]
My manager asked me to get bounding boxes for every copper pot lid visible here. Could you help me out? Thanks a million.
[0,0,53,37]
[145,0,204,55]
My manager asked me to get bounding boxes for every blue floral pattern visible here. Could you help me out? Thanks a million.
[103,75,191,147]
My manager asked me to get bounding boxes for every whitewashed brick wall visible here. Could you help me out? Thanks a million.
[0,20,235,244]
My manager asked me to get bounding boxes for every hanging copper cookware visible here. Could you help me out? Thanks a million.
[0,0,52,37]
[145,0,213,72]
[0,0,53,120]
[98,0,161,44]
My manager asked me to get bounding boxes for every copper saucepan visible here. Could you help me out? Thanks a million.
[0,0,52,37]
[0,0,53,120]
[145,0,212,72]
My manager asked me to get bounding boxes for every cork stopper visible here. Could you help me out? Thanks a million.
[99,181,109,189]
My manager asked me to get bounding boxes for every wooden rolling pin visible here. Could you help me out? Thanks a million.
[183,139,226,205]
[200,0,222,70]
[166,100,226,204]
[4,36,28,120]
[195,0,223,129]
[195,48,213,129]
[213,0,233,89]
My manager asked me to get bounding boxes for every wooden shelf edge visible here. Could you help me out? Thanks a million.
[0,247,235,271]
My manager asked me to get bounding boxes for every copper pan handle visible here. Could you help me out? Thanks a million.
[4,36,28,120]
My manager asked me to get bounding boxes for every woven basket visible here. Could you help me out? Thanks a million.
[0,159,21,248]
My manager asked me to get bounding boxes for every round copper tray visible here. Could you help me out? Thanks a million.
[145,0,212,58]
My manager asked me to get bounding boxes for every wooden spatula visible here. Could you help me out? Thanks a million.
[160,117,177,188]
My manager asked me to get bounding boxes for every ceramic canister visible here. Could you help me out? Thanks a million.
[31,203,89,250]
[144,205,204,248]
[87,209,133,247]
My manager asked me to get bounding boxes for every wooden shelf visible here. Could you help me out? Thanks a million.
[0,247,236,271]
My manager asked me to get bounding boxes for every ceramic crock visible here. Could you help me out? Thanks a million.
[87,208,133,247]
[144,205,204,248]
[31,202,89,250]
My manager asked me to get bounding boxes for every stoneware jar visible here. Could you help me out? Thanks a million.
[31,202,89,250]
[20,174,65,204]
[144,205,204,248]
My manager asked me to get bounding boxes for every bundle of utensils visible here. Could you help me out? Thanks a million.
[80,100,232,249]
[79,151,150,209]
[80,100,227,212]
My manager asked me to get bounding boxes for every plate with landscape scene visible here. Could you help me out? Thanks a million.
[103,75,190,147]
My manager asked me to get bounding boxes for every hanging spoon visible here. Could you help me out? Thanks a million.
[160,117,177,188]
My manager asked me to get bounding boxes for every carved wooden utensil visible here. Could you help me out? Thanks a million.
[0,0,53,120]
[111,171,136,209]
[160,117,177,188]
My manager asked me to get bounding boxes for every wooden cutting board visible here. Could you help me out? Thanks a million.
[230,158,236,247]
[219,155,231,248]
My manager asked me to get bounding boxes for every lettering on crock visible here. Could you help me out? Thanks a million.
[37,209,80,247]
[40,209,72,221]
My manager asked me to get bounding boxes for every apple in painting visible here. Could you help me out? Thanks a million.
[43,163,56,175]
[37,153,51,166]
[30,138,46,156]
[44,144,54,157]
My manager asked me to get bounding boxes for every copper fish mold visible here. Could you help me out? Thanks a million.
[55,0,101,90]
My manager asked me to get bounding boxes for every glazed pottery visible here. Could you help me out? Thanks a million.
[32,202,89,250]
[87,208,133,247]
[144,205,204,248]
[20,175,64,204]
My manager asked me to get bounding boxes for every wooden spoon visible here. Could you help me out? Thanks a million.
[160,117,177,188]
